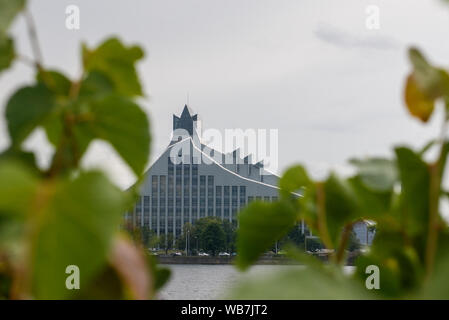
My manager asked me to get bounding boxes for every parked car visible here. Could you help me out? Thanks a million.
[218,252,230,256]
[198,252,209,256]
[171,252,182,256]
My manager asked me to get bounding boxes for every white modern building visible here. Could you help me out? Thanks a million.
[125,105,281,238]
[125,105,375,247]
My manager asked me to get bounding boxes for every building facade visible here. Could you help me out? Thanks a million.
[125,105,281,239]
[125,105,374,247]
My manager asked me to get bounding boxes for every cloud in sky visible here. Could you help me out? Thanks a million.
[314,23,399,50]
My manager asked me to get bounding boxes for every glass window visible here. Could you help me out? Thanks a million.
[224,186,230,218]
[183,164,190,223]
[207,176,214,216]
[143,196,150,227]
[159,176,166,233]
[135,196,142,226]
[239,186,246,208]
[151,176,158,229]
[216,186,222,217]
[200,175,206,217]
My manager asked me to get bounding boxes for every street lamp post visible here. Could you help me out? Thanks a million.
[185,230,190,256]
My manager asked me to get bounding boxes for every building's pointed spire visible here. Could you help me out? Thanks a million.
[181,104,192,118]
[172,105,198,137]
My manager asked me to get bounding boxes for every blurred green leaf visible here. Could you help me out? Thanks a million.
[323,174,358,245]
[0,161,37,215]
[5,84,57,146]
[0,36,14,74]
[79,71,115,98]
[350,158,397,192]
[348,175,392,219]
[395,147,430,236]
[0,148,37,171]
[0,0,26,34]
[82,38,144,97]
[279,165,310,198]
[356,229,423,298]
[230,265,371,299]
[30,171,129,299]
[37,70,71,96]
[146,254,171,292]
[75,94,150,175]
[420,231,449,298]
[236,201,297,270]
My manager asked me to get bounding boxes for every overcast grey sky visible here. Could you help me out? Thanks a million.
[1,0,449,189]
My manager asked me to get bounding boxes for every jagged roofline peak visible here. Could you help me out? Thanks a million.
[180,104,197,119]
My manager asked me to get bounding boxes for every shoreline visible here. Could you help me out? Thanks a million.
[156,255,301,265]
[155,252,359,266]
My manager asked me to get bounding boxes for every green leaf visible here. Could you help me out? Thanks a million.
[0,147,38,171]
[147,253,171,291]
[348,175,392,219]
[395,147,430,236]
[82,38,144,97]
[0,36,14,73]
[0,161,37,215]
[279,165,310,198]
[37,70,71,96]
[79,70,115,98]
[356,229,424,298]
[236,201,297,270]
[30,171,129,299]
[350,158,397,192]
[323,174,358,245]
[420,232,449,298]
[229,265,371,299]
[75,94,150,175]
[0,0,26,34]
[5,84,57,146]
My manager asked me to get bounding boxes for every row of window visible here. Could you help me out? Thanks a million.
[125,173,278,237]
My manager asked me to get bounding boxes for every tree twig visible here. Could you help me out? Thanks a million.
[23,8,43,68]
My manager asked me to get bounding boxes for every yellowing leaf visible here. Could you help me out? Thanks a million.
[404,74,435,122]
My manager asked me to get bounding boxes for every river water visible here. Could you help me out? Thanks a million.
[158,264,304,300]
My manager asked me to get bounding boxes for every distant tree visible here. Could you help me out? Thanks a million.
[159,233,174,255]
[201,220,226,256]
[222,220,237,253]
